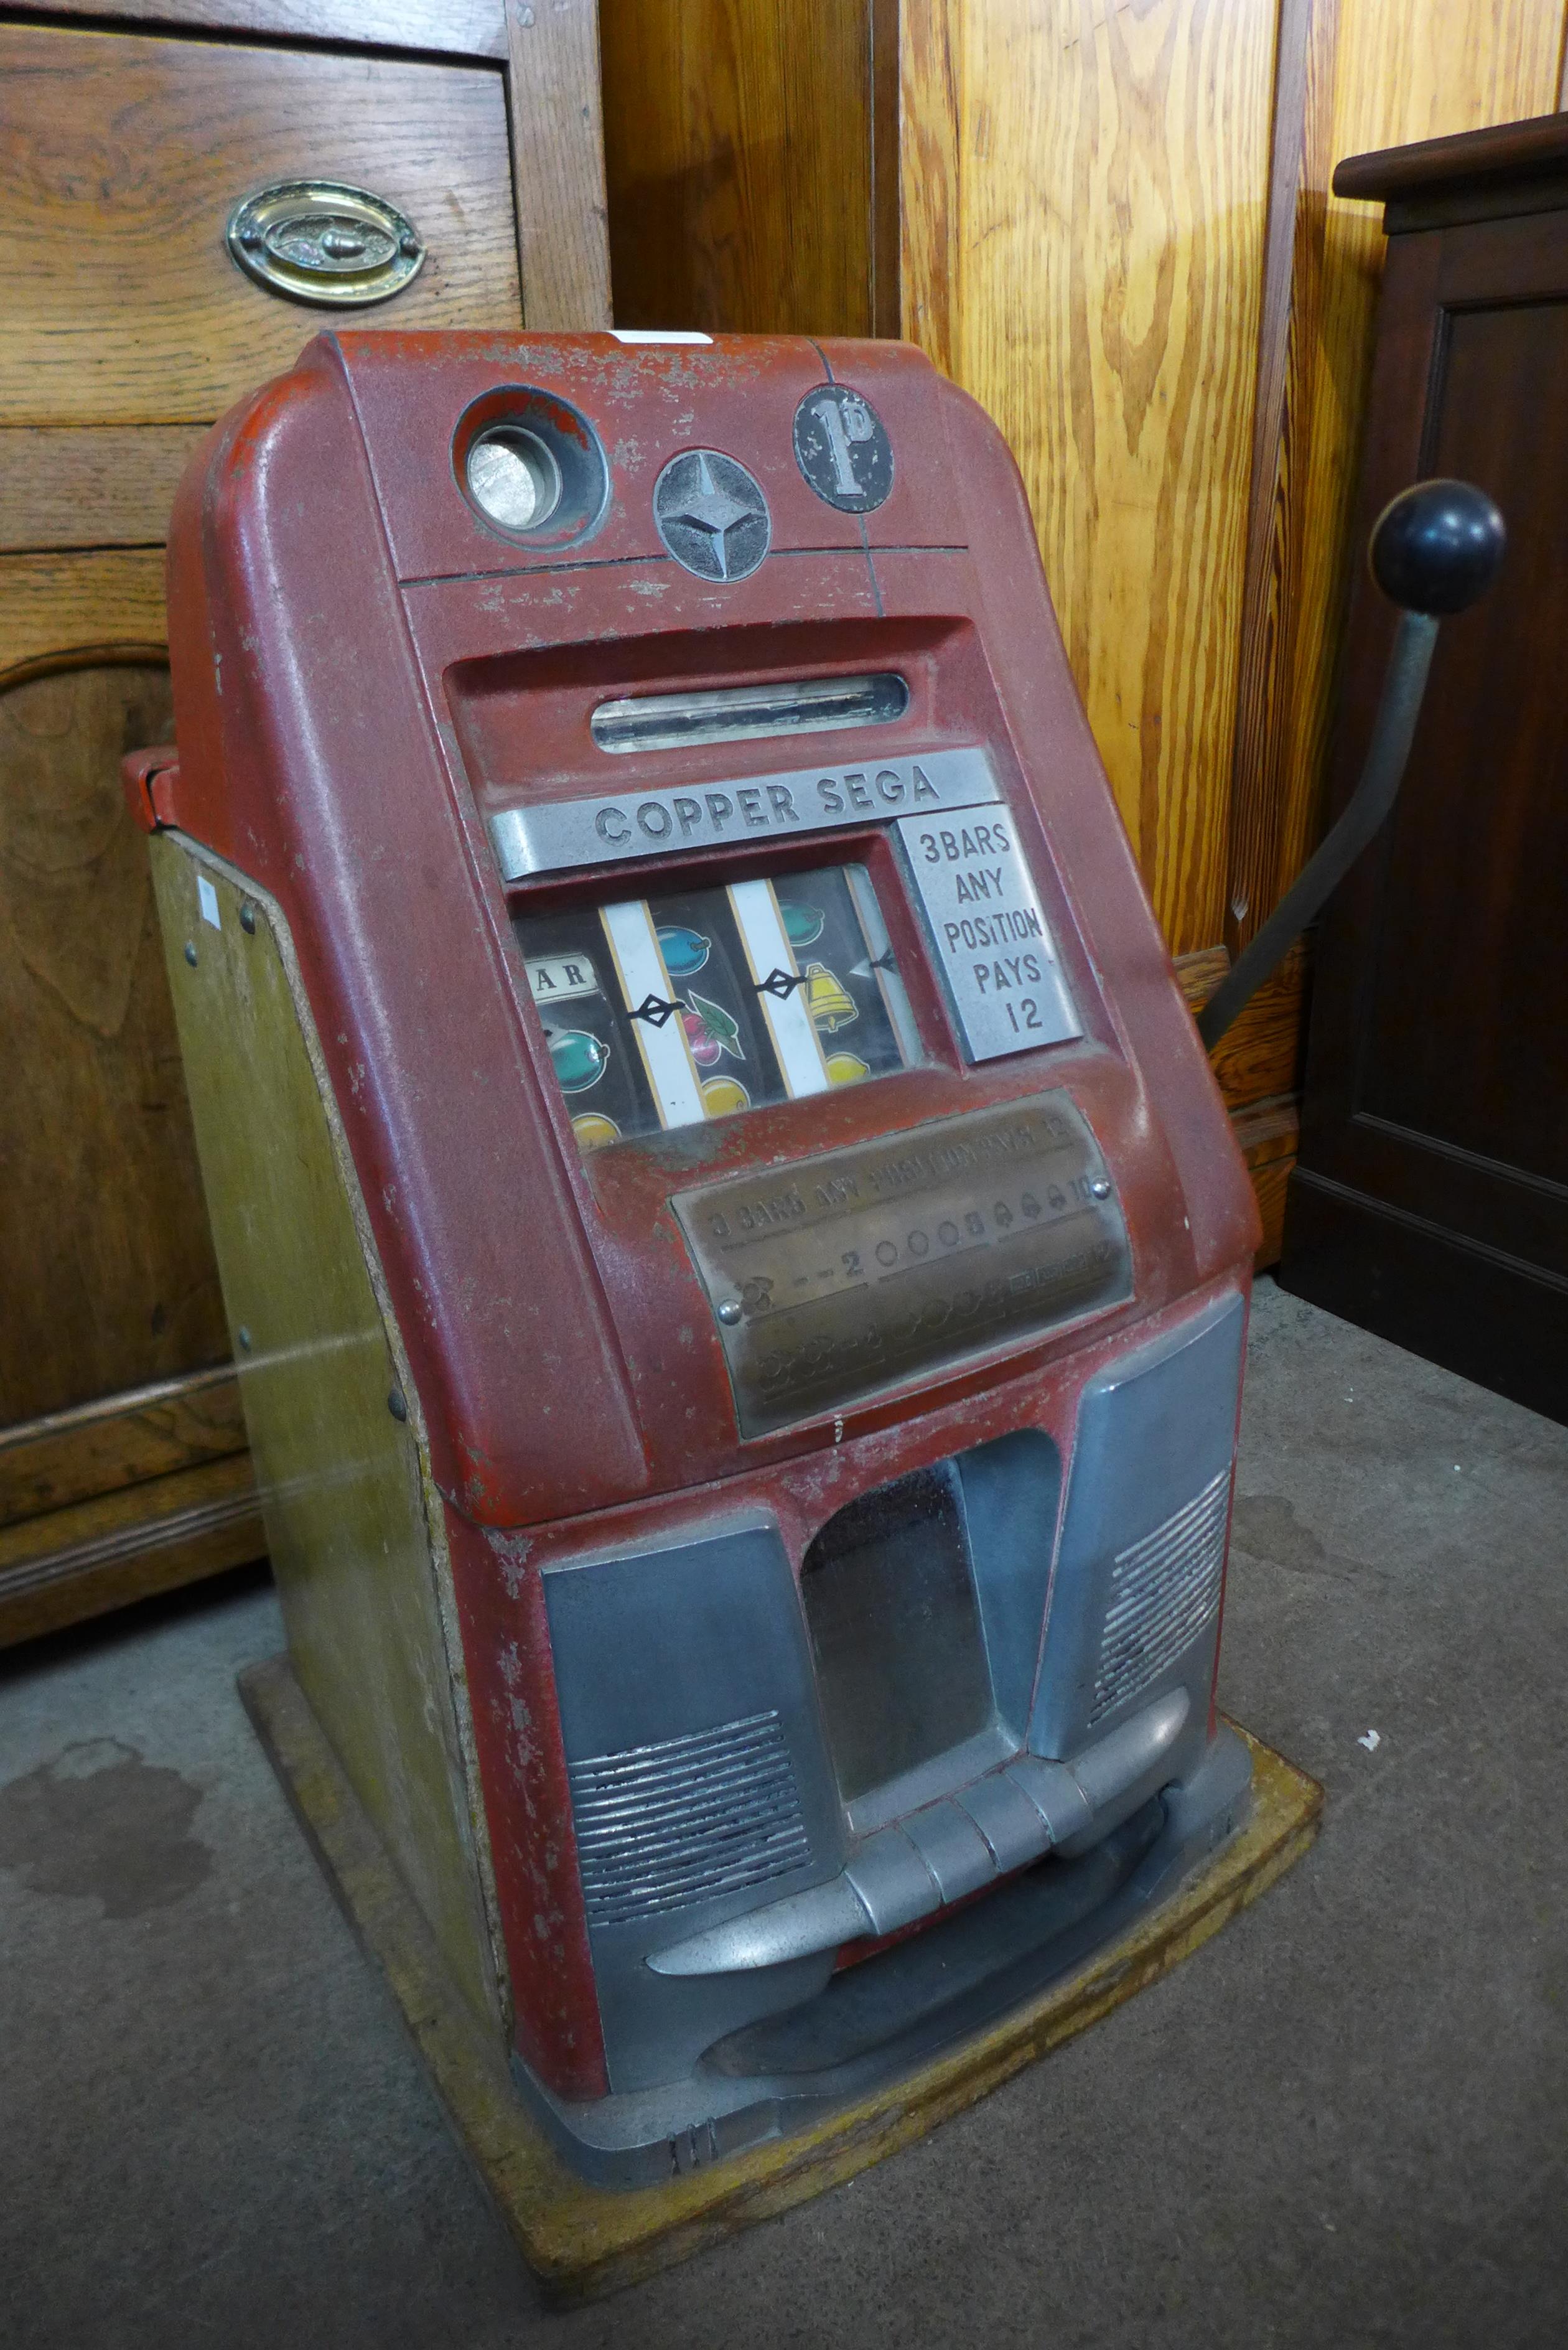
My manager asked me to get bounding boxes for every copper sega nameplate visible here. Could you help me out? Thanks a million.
[673,1095,1131,1436]
[487,746,1000,881]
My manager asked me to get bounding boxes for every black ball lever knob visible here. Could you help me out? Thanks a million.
[1369,477,1506,616]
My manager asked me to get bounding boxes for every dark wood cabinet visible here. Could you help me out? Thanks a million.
[1280,116,1568,1423]
[0,0,612,1643]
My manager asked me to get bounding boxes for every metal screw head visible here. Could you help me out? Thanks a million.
[716,1298,743,1326]
[183,941,198,967]
[399,233,421,259]
[237,1326,253,1351]
[388,1387,409,1422]
[1089,1177,1112,1201]
[240,902,257,935]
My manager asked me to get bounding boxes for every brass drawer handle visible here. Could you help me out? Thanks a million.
[226,181,424,308]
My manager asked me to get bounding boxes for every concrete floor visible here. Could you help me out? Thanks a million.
[2,1277,1564,2348]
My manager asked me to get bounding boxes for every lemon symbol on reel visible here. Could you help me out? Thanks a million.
[700,1076,752,1118]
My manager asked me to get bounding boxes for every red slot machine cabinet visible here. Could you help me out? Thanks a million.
[132,330,1260,2184]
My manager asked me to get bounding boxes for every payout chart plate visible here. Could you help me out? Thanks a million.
[674,1095,1131,1434]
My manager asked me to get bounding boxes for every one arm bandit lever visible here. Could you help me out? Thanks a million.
[1196,478,1506,1051]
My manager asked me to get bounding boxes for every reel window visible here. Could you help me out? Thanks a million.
[514,861,918,1151]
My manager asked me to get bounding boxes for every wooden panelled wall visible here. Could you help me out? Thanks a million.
[600,0,1568,1260]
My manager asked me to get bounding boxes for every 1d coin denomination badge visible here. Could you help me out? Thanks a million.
[794,385,894,512]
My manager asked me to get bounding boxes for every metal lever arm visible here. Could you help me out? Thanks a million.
[1197,478,1505,1051]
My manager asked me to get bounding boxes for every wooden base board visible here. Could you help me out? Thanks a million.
[1281,1166,1568,1427]
[240,1654,1323,2308]
[0,1453,264,1649]
[0,1365,263,1649]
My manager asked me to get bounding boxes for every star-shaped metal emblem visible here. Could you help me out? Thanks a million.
[654,449,771,582]
[666,457,757,577]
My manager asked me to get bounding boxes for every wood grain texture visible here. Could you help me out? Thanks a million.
[925,0,1279,956]
[0,1451,263,1651]
[897,0,962,373]
[869,0,902,338]
[1174,943,1230,1010]
[0,426,207,553]
[0,22,521,425]
[0,1364,246,1527]
[0,550,167,681]
[1233,1092,1299,1267]
[1334,107,1568,199]
[1250,0,1564,939]
[506,0,613,328]
[1174,941,1303,1265]
[28,2,508,58]
[1174,939,1309,1112]
[0,663,230,1423]
[1223,0,1339,957]
[1208,940,1310,1112]
[600,0,876,334]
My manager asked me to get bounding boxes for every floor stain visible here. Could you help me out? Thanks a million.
[1230,1493,1376,1583]
[0,1738,212,1918]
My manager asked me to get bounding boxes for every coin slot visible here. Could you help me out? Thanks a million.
[590,673,910,754]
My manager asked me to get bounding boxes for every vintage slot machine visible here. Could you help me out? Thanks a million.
[131,329,1304,2185]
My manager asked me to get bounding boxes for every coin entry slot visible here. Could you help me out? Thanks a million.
[590,673,910,755]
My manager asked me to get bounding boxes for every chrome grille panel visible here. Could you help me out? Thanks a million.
[569,1710,810,1929]
[1091,1468,1230,1723]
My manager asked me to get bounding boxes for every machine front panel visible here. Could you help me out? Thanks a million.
[673,1093,1131,1435]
